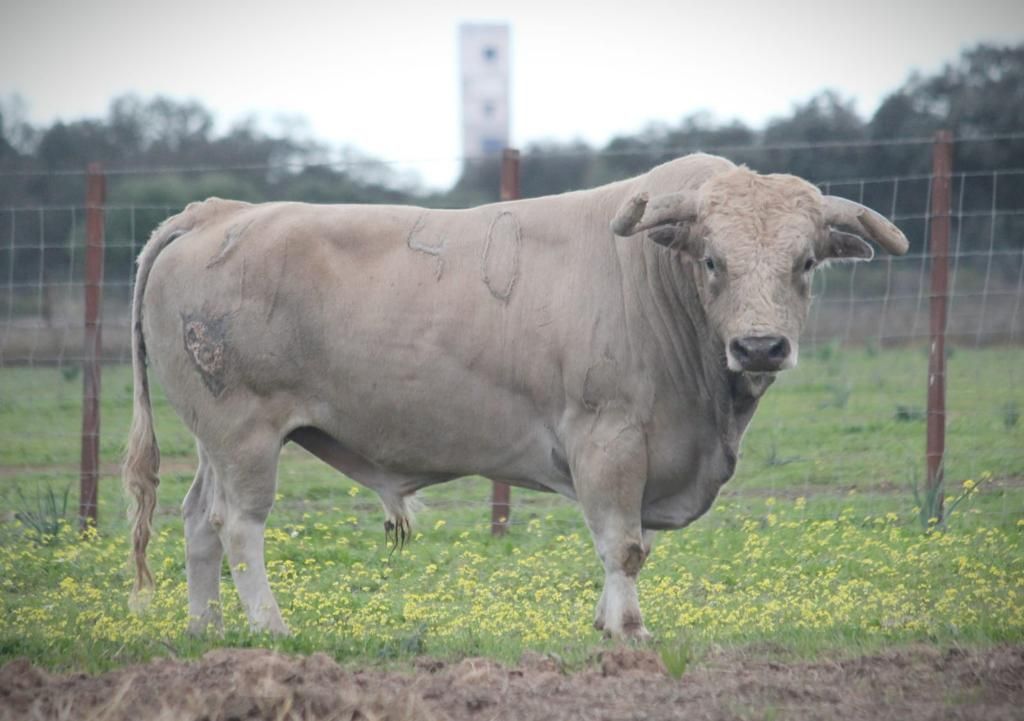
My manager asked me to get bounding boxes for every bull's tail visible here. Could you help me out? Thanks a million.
[123,212,193,611]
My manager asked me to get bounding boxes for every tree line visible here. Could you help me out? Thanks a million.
[0,42,1022,286]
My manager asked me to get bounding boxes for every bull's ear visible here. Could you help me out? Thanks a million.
[819,229,874,264]
[648,224,703,258]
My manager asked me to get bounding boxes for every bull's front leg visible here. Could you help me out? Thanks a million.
[570,417,651,641]
[593,528,656,633]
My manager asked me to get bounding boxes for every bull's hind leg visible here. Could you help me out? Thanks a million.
[205,431,288,635]
[182,443,225,634]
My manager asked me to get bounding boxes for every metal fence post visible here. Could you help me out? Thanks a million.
[80,162,105,530]
[491,148,520,536]
[926,131,953,521]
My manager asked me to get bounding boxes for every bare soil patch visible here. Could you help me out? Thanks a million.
[2,644,1021,721]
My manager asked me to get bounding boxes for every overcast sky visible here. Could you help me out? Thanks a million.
[2,0,1022,188]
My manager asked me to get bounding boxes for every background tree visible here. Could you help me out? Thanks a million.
[1,41,1022,288]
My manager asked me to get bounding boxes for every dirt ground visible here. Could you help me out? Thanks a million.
[2,644,1022,721]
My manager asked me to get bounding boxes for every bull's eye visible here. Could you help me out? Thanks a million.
[803,257,816,273]
[704,257,716,272]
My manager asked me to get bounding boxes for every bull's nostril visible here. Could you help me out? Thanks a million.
[767,337,790,361]
[729,339,749,361]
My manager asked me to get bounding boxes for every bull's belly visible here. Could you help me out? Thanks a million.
[307,380,574,494]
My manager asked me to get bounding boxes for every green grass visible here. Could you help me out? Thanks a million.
[0,348,1022,673]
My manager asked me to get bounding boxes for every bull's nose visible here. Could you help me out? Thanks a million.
[729,335,791,372]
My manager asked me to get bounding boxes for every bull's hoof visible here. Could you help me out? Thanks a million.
[262,623,291,638]
[186,621,223,638]
[186,612,224,638]
[249,616,291,637]
[603,623,653,643]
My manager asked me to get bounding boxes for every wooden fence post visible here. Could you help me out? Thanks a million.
[491,148,519,536]
[80,163,105,530]
[926,131,953,521]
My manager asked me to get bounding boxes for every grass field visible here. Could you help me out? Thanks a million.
[0,347,1022,674]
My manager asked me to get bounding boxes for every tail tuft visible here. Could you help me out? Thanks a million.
[124,406,160,612]
[122,212,191,611]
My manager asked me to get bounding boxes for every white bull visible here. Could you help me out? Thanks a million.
[124,153,908,639]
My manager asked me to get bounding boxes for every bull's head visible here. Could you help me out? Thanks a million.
[611,167,909,373]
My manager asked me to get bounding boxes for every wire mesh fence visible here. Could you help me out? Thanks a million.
[0,135,1021,535]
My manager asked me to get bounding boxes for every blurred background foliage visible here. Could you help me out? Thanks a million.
[1,42,1022,285]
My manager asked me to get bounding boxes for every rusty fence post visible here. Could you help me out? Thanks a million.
[491,148,520,536]
[926,131,953,522]
[500,148,520,204]
[80,163,105,531]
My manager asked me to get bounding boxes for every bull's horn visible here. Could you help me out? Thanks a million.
[611,191,700,237]
[822,196,909,255]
